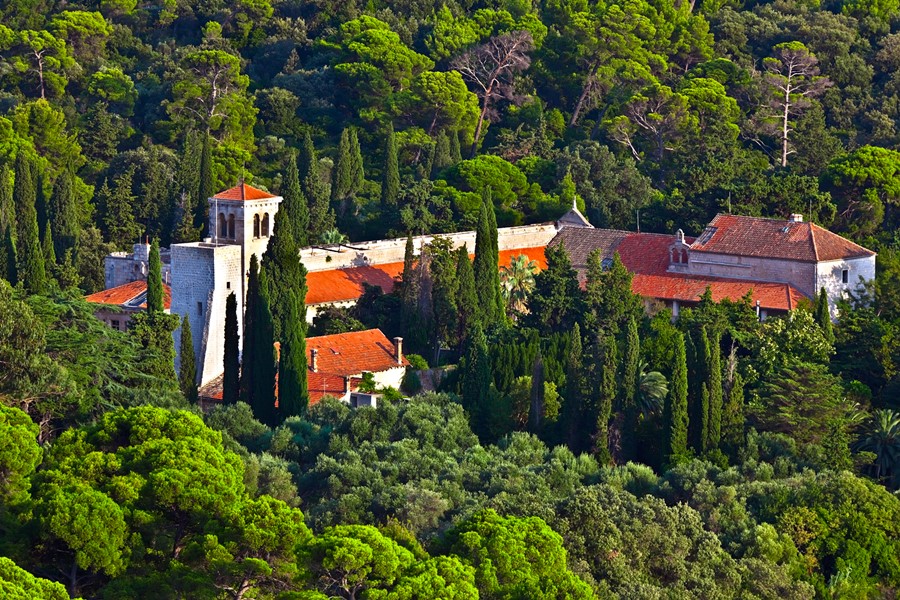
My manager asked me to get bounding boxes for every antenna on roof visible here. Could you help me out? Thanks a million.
[727,191,732,214]
[636,210,640,233]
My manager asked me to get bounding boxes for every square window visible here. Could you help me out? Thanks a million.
[197,301,203,315]
[111,320,120,330]
[842,269,849,284]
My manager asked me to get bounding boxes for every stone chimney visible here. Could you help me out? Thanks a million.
[344,376,352,395]
[310,348,318,372]
[393,337,403,365]
[789,214,803,223]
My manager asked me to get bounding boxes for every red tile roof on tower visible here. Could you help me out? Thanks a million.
[304,246,547,305]
[212,182,278,201]
[85,280,172,310]
[690,214,874,262]
[306,328,409,376]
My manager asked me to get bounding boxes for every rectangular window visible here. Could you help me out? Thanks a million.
[197,301,203,315]
[226,281,231,289]
[842,269,849,284]
[111,320,120,330]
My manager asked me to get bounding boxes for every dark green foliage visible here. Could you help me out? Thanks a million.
[100,168,141,250]
[563,322,586,450]
[146,238,163,314]
[472,187,504,326]
[707,327,723,451]
[455,245,478,341]
[722,356,744,451]
[41,222,56,271]
[278,289,308,420]
[240,254,261,404]
[331,128,353,202]
[381,123,399,209]
[48,168,78,259]
[179,314,197,403]
[449,130,462,164]
[595,335,617,465]
[814,287,834,344]
[431,130,452,177]
[621,316,640,461]
[526,244,581,335]
[261,209,307,341]
[299,133,333,241]
[14,154,47,295]
[197,132,214,234]
[459,322,493,439]
[0,165,13,235]
[223,291,240,405]
[664,331,689,464]
[348,128,364,194]
[281,150,308,247]
[251,268,277,425]
[1,225,16,284]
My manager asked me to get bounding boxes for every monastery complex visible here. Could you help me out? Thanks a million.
[88,182,877,397]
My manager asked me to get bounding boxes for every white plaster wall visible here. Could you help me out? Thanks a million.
[816,255,876,318]
[298,223,559,272]
[306,300,358,324]
[685,252,818,297]
[171,243,243,387]
[370,366,406,391]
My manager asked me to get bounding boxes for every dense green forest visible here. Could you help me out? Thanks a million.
[2,0,900,597]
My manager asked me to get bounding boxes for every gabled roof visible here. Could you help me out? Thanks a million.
[307,328,409,377]
[307,372,362,406]
[304,246,548,306]
[556,205,594,229]
[212,182,278,201]
[85,280,172,310]
[548,228,630,274]
[690,214,874,262]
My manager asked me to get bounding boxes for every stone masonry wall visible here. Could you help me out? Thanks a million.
[685,252,818,298]
[816,255,876,318]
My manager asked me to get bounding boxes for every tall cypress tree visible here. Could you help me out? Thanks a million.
[664,331,689,464]
[460,321,491,439]
[722,368,745,450]
[179,314,198,403]
[528,349,545,433]
[563,322,585,450]
[240,254,261,403]
[621,316,640,460]
[14,153,47,295]
[103,168,141,250]
[381,123,399,208]
[278,289,309,419]
[252,268,278,425]
[449,130,462,164]
[299,132,333,241]
[473,188,501,325]
[281,150,308,247]
[1,226,17,284]
[595,334,617,465]
[197,132,214,233]
[35,172,48,241]
[146,238,164,314]
[0,164,13,234]
[42,222,56,269]
[349,128,364,193]
[431,130,452,177]
[49,168,79,259]
[261,209,307,341]
[456,245,478,342]
[814,287,834,343]
[332,128,353,202]
[706,327,723,451]
[687,327,710,453]
[223,291,240,405]
[400,235,419,339]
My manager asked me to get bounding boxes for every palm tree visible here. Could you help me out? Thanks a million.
[319,228,348,245]
[854,409,900,489]
[500,254,538,316]
[636,360,668,418]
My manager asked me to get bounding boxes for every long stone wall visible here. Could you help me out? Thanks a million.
[298,223,559,272]
[684,252,817,297]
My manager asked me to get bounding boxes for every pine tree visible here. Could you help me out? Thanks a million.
[197,132,214,234]
[706,327,723,451]
[14,153,47,295]
[299,132,333,241]
[381,123,399,208]
[49,168,79,259]
[431,130,452,177]
[456,245,478,342]
[664,331,689,464]
[252,268,278,425]
[146,238,164,314]
[0,164,13,234]
[621,316,640,460]
[179,315,198,403]
[332,128,353,202]
[473,188,502,325]
[262,209,307,341]
[103,168,141,250]
[278,289,309,419]
[449,130,462,164]
[223,291,240,405]
[240,254,261,403]
[1,226,17,284]
[814,287,834,344]
[349,128,364,194]
[281,150,309,247]
[595,334,617,464]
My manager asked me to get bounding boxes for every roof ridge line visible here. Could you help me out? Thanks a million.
[808,222,819,261]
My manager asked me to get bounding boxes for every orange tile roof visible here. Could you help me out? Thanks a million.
[690,214,874,262]
[307,328,408,377]
[212,182,278,201]
[85,280,172,310]
[305,246,547,306]
[307,372,362,406]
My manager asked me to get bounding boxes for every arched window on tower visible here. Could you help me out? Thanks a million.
[262,213,270,237]
[227,214,235,239]
[253,214,260,238]
[218,213,227,238]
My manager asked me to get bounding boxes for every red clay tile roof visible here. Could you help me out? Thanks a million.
[212,183,278,201]
[307,328,409,376]
[85,280,172,310]
[305,246,547,306]
[307,372,362,406]
[690,214,874,262]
